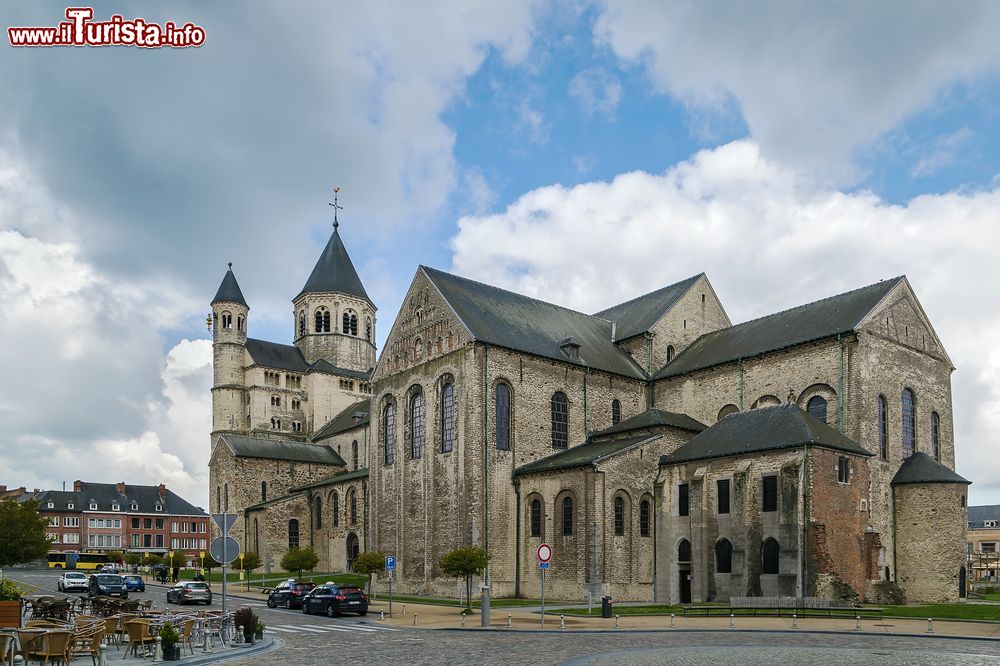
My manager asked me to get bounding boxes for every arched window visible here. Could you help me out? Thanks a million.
[762,538,780,574]
[561,496,574,536]
[351,440,359,470]
[902,389,916,458]
[343,311,351,334]
[288,519,300,549]
[366,318,372,341]
[678,539,691,562]
[931,411,940,460]
[216,486,221,512]
[666,345,675,362]
[237,315,244,332]
[878,395,888,460]
[349,488,358,525]
[410,390,425,458]
[298,312,305,337]
[551,392,569,449]
[261,481,267,502]
[441,380,455,453]
[715,539,733,574]
[383,401,396,465]
[611,399,621,426]
[315,308,330,333]
[253,518,259,554]
[331,491,340,527]
[223,483,229,512]
[221,311,232,330]
[314,496,323,529]
[639,499,651,537]
[349,314,358,336]
[495,383,511,450]
[807,396,828,423]
[717,404,738,421]
[530,499,542,537]
[613,495,626,536]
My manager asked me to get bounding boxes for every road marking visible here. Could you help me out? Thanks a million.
[289,626,328,634]
[266,626,300,633]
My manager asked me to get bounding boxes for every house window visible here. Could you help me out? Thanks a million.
[708,479,728,517]
[878,395,888,460]
[351,440,359,470]
[112,504,120,512]
[931,412,940,460]
[716,539,733,574]
[155,518,163,529]
[614,496,625,536]
[982,542,997,552]
[441,381,455,453]
[530,499,542,537]
[288,519,299,549]
[762,538,780,574]
[410,390,425,459]
[561,496,574,536]
[678,483,689,517]
[48,517,59,527]
[551,392,568,449]
[331,491,340,528]
[155,504,162,512]
[47,501,54,509]
[67,503,74,510]
[984,522,997,529]
[807,395,828,423]
[902,388,916,457]
[495,383,511,451]
[611,399,621,426]
[762,476,778,512]
[131,502,137,511]
[678,539,691,562]
[838,457,850,483]
[131,518,139,529]
[639,499,651,537]
[89,502,97,510]
[383,402,396,465]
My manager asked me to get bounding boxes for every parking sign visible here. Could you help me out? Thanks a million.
[385,555,396,571]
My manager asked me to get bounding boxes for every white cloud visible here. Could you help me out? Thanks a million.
[594,1,1000,179]
[450,140,1000,503]
[568,67,623,118]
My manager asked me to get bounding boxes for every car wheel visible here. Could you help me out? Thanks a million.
[283,599,290,609]
[358,610,367,617]
[302,605,310,615]
[326,603,337,618]
[266,597,276,609]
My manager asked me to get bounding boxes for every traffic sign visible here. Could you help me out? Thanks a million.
[212,513,238,535]
[537,543,552,563]
[385,555,396,571]
[539,562,550,570]
[210,536,240,564]
[68,553,79,563]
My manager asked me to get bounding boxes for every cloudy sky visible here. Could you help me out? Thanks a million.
[2,1,999,508]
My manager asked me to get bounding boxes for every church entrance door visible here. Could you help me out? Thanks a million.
[679,568,692,604]
[346,533,359,570]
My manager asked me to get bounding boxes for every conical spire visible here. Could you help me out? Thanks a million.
[296,229,371,303]
[212,263,248,307]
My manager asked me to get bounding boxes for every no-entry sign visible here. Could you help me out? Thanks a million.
[537,543,552,563]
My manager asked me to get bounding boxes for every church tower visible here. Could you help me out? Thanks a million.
[293,218,376,371]
[210,263,249,436]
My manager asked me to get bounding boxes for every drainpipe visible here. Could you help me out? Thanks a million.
[838,334,845,433]
[801,446,809,596]
[738,359,745,411]
[583,367,590,437]
[482,343,491,624]
[891,487,898,582]
[513,477,522,597]
[644,333,653,374]
[653,465,664,603]
[307,491,315,549]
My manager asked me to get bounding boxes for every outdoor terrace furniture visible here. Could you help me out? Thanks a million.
[0,631,14,666]
[70,622,105,666]
[25,629,73,666]
[122,621,155,660]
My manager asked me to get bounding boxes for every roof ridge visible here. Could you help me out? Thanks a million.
[594,273,703,316]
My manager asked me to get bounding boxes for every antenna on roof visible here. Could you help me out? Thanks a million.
[329,186,343,230]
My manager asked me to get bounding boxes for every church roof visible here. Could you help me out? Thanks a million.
[212,265,248,307]
[312,399,370,442]
[591,409,707,438]
[220,434,346,466]
[421,266,647,379]
[290,468,369,492]
[308,359,372,380]
[296,229,371,304]
[514,433,660,477]
[594,274,704,341]
[661,404,871,465]
[654,277,904,379]
[244,339,372,379]
[968,505,1000,528]
[891,452,971,486]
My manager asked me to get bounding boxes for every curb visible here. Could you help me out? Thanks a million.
[172,635,281,666]
[434,627,1000,642]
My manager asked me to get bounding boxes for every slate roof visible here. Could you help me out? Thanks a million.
[245,494,300,512]
[591,409,707,438]
[421,266,646,379]
[655,277,904,379]
[245,339,309,372]
[220,434,346,466]
[891,452,971,486]
[290,468,369,492]
[37,484,206,516]
[296,229,372,304]
[594,274,704,341]
[36,490,82,511]
[312,399,370,442]
[308,359,372,380]
[968,505,1000,529]
[661,404,872,465]
[514,434,659,477]
[212,265,248,307]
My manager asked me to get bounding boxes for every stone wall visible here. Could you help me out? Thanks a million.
[244,494,310,574]
[894,482,968,603]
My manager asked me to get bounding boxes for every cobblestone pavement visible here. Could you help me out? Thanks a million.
[226,628,1000,666]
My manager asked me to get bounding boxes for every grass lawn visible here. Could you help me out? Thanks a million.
[982,593,1000,602]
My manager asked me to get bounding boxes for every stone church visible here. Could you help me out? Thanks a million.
[209,220,970,605]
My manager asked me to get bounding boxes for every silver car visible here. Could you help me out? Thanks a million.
[166,581,212,605]
[57,571,89,592]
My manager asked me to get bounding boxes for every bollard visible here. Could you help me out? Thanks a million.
[729,613,735,628]
[560,614,565,629]
[413,613,417,626]
[927,618,934,633]
[461,614,466,628]
[380,610,385,621]
[98,643,108,666]
[402,604,406,615]
[614,614,620,629]
[202,634,212,654]
[14,655,24,665]
[791,613,797,628]
[587,593,592,615]
[152,636,162,663]
[507,614,512,629]
[235,626,242,644]
[855,615,861,631]
[670,613,675,628]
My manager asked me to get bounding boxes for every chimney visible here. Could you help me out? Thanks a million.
[73,480,82,493]
[116,482,126,496]
[0,485,6,494]
[157,483,166,497]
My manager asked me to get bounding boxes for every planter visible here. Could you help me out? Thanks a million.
[0,600,21,628]
[163,645,182,661]
[243,630,255,645]
[255,630,263,641]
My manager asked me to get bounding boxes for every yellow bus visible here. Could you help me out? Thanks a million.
[47,551,110,570]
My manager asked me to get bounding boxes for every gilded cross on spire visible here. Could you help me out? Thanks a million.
[329,186,343,230]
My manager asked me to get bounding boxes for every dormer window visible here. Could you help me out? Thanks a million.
[89,501,97,510]
[559,337,580,361]
[47,501,54,509]
[67,502,74,509]
[155,503,162,512]
[112,504,120,511]
[131,502,138,511]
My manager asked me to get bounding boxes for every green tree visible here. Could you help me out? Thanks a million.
[105,549,124,564]
[240,551,262,572]
[145,554,164,567]
[124,552,142,568]
[0,499,52,568]
[280,547,319,578]
[203,553,222,572]
[439,546,490,611]
[351,551,385,595]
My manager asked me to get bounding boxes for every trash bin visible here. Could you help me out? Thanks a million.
[601,595,613,618]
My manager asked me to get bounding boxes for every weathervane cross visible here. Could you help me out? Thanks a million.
[329,186,343,229]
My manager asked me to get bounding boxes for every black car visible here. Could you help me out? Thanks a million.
[88,573,128,598]
[266,580,315,609]
[302,584,368,617]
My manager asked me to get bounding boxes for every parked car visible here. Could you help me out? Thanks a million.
[57,571,89,593]
[266,580,315,609]
[122,574,145,592]
[101,563,122,573]
[165,581,212,605]
[302,584,368,617]
[88,573,128,598]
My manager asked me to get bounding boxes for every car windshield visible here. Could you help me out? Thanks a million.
[124,575,140,581]
[95,575,120,584]
[188,583,209,590]
[66,573,86,579]
[293,583,314,590]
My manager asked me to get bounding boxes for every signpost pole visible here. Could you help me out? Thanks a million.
[540,567,545,629]
[388,573,392,618]
[221,515,228,615]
